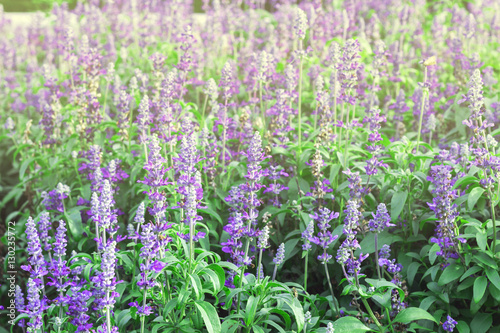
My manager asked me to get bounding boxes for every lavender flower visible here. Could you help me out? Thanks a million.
[37,212,52,252]
[293,8,308,40]
[311,207,339,264]
[427,165,464,265]
[135,202,145,225]
[203,78,218,105]
[379,244,391,260]
[336,200,368,278]
[67,286,92,331]
[22,217,48,279]
[24,278,43,332]
[326,322,335,333]
[257,225,270,249]
[137,223,160,291]
[368,203,394,233]
[220,61,234,103]
[136,95,150,144]
[443,315,457,332]
[47,220,71,292]
[273,243,286,266]
[139,134,170,223]
[15,286,26,329]
[302,221,314,251]
[93,241,118,311]
[340,39,362,93]
[99,179,117,237]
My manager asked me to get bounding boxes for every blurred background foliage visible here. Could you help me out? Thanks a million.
[0,0,206,12]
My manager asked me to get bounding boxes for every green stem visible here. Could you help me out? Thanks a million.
[272,265,278,281]
[333,72,338,141]
[374,233,381,280]
[106,304,111,333]
[360,297,384,333]
[323,261,340,317]
[201,95,208,127]
[189,209,195,274]
[488,188,497,253]
[257,249,263,283]
[416,67,428,152]
[304,251,309,292]
[102,83,109,120]
[260,80,265,136]
[298,49,304,152]
[140,289,147,333]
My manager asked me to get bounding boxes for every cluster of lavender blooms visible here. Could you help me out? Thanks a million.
[222,132,266,283]
[460,69,500,192]
[378,244,407,316]
[18,214,99,331]
[427,165,466,266]
[174,134,205,242]
[3,0,500,331]
[363,108,389,178]
[309,208,339,264]
[336,200,369,280]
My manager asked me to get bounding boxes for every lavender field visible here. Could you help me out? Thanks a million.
[0,0,499,332]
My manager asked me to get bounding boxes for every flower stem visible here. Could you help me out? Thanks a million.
[298,49,304,152]
[360,297,384,333]
[201,95,208,127]
[260,80,265,136]
[257,249,263,283]
[416,67,428,152]
[140,289,147,333]
[272,265,278,281]
[323,262,340,316]
[374,233,381,280]
[304,251,309,292]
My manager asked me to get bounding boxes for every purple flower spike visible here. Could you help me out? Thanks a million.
[443,315,457,332]
[37,212,52,252]
[22,217,48,279]
[368,203,394,233]
[273,243,286,266]
[24,278,44,331]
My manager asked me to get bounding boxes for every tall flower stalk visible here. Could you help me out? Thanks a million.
[236,131,265,313]
[368,204,394,279]
[294,7,307,151]
[416,56,435,151]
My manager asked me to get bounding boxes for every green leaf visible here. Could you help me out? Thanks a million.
[393,307,438,324]
[407,262,421,286]
[438,264,464,286]
[263,320,287,333]
[207,264,226,291]
[467,187,485,211]
[283,238,299,263]
[244,295,260,326]
[391,190,408,221]
[189,273,203,300]
[485,267,500,290]
[193,301,222,333]
[269,309,292,329]
[329,316,371,333]
[284,297,305,332]
[428,243,440,265]
[473,276,487,304]
[456,321,470,333]
[476,232,487,252]
[460,266,482,282]
[220,319,239,333]
[199,207,223,225]
[470,313,492,333]
[65,209,83,242]
[453,176,479,189]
